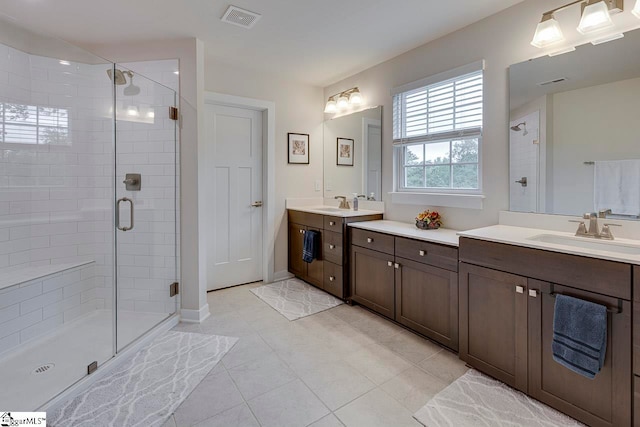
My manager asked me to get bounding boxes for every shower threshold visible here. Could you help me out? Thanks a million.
[0,309,168,411]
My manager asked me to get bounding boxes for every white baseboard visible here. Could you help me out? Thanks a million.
[272,270,294,283]
[180,303,210,324]
[39,313,179,412]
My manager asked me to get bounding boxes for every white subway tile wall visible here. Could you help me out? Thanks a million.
[0,263,97,356]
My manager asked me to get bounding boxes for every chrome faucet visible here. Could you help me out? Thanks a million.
[570,212,621,240]
[335,196,350,209]
[598,209,612,218]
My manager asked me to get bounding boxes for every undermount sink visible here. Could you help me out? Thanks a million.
[313,207,344,212]
[527,234,640,255]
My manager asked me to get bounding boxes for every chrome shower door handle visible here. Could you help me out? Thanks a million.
[251,201,263,207]
[116,197,134,231]
[515,177,527,187]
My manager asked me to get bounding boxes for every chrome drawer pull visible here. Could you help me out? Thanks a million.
[515,285,524,294]
[299,229,305,234]
[529,289,537,298]
[367,238,373,243]
[387,261,393,267]
[419,250,426,256]
[329,276,335,282]
[394,263,400,269]
[329,244,335,249]
[329,221,335,226]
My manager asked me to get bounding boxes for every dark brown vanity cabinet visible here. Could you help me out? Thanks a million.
[288,210,382,299]
[459,237,632,427]
[350,228,459,350]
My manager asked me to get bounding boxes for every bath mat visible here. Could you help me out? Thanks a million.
[250,278,343,320]
[414,369,584,427]
[48,331,238,427]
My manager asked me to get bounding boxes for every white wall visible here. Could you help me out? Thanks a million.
[322,0,588,230]
[204,60,324,277]
[552,77,640,215]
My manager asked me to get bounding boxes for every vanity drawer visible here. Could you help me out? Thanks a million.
[323,231,343,265]
[324,216,344,234]
[288,210,323,229]
[395,236,458,272]
[324,262,343,298]
[351,228,394,255]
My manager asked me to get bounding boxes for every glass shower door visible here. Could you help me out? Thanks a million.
[114,67,177,351]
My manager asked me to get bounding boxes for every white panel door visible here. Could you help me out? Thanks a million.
[205,104,263,290]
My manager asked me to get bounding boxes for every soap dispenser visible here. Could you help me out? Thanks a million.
[352,193,358,211]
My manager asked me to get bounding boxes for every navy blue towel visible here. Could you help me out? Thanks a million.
[552,294,607,379]
[302,230,319,263]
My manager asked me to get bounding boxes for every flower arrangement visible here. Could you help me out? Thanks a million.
[415,209,442,230]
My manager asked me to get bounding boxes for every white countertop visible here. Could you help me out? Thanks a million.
[287,206,384,217]
[458,225,640,265]
[348,220,460,247]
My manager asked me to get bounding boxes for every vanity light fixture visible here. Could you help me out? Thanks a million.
[531,13,565,48]
[324,87,364,113]
[577,0,615,34]
[531,0,624,49]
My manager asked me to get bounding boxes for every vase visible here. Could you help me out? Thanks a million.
[416,220,440,230]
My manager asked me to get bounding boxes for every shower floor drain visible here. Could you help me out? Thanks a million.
[32,363,55,374]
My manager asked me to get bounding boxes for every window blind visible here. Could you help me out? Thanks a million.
[393,69,483,146]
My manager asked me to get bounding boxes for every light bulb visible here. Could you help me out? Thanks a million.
[337,95,349,110]
[126,106,139,117]
[324,98,337,113]
[577,1,614,34]
[349,90,363,105]
[531,15,564,48]
[146,110,155,119]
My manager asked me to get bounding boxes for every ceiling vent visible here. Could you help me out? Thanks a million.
[537,77,568,87]
[221,5,261,29]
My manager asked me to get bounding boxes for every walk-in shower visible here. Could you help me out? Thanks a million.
[0,18,179,410]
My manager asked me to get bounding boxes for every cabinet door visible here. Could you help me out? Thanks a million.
[351,245,395,319]
[306,227,324,288]
[459,262,528,392]
[395,257,458,351]
[288,222,306,278]
[528,280,631,427]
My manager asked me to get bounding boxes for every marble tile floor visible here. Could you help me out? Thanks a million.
[165,282,469,427]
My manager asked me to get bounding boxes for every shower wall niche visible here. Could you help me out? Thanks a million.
[0,20,179,411]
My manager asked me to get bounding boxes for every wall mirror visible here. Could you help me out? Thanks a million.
[509,28,640,219]
[323,106,382,200]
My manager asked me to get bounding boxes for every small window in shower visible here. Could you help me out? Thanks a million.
[1,103,69,145]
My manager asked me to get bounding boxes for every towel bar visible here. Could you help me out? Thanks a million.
[546,292,622,315]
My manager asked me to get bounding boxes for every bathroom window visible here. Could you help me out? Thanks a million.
[0,103,69,145]
[393,62,483,192]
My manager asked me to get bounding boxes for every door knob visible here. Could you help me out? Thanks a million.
[251,201,263,207]
[515,177,527,187]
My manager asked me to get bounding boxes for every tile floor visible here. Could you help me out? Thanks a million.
[164,282,469,427]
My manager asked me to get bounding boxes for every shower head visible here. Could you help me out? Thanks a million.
[510,122,528,136]
[510,122,525,132]
[106,68,126,85]
[123,73,140,96]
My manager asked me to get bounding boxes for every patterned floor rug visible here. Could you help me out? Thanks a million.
[414,369,584,427]
[48,331,238,427]
[250,278,344,320]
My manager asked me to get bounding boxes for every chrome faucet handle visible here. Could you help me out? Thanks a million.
[598,209,612,218]
[569,220,588,236]
[600,223,622,240]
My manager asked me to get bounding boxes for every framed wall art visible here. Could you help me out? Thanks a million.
[288,132,310,164]
[337,137,354,166]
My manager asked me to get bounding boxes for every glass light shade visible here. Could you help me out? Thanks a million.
[531,17,564,48]
[577,1,614,34]
[633,0,640,18]
[337,95,349,109]
[349,90,363,105]
[324,99,337,113]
